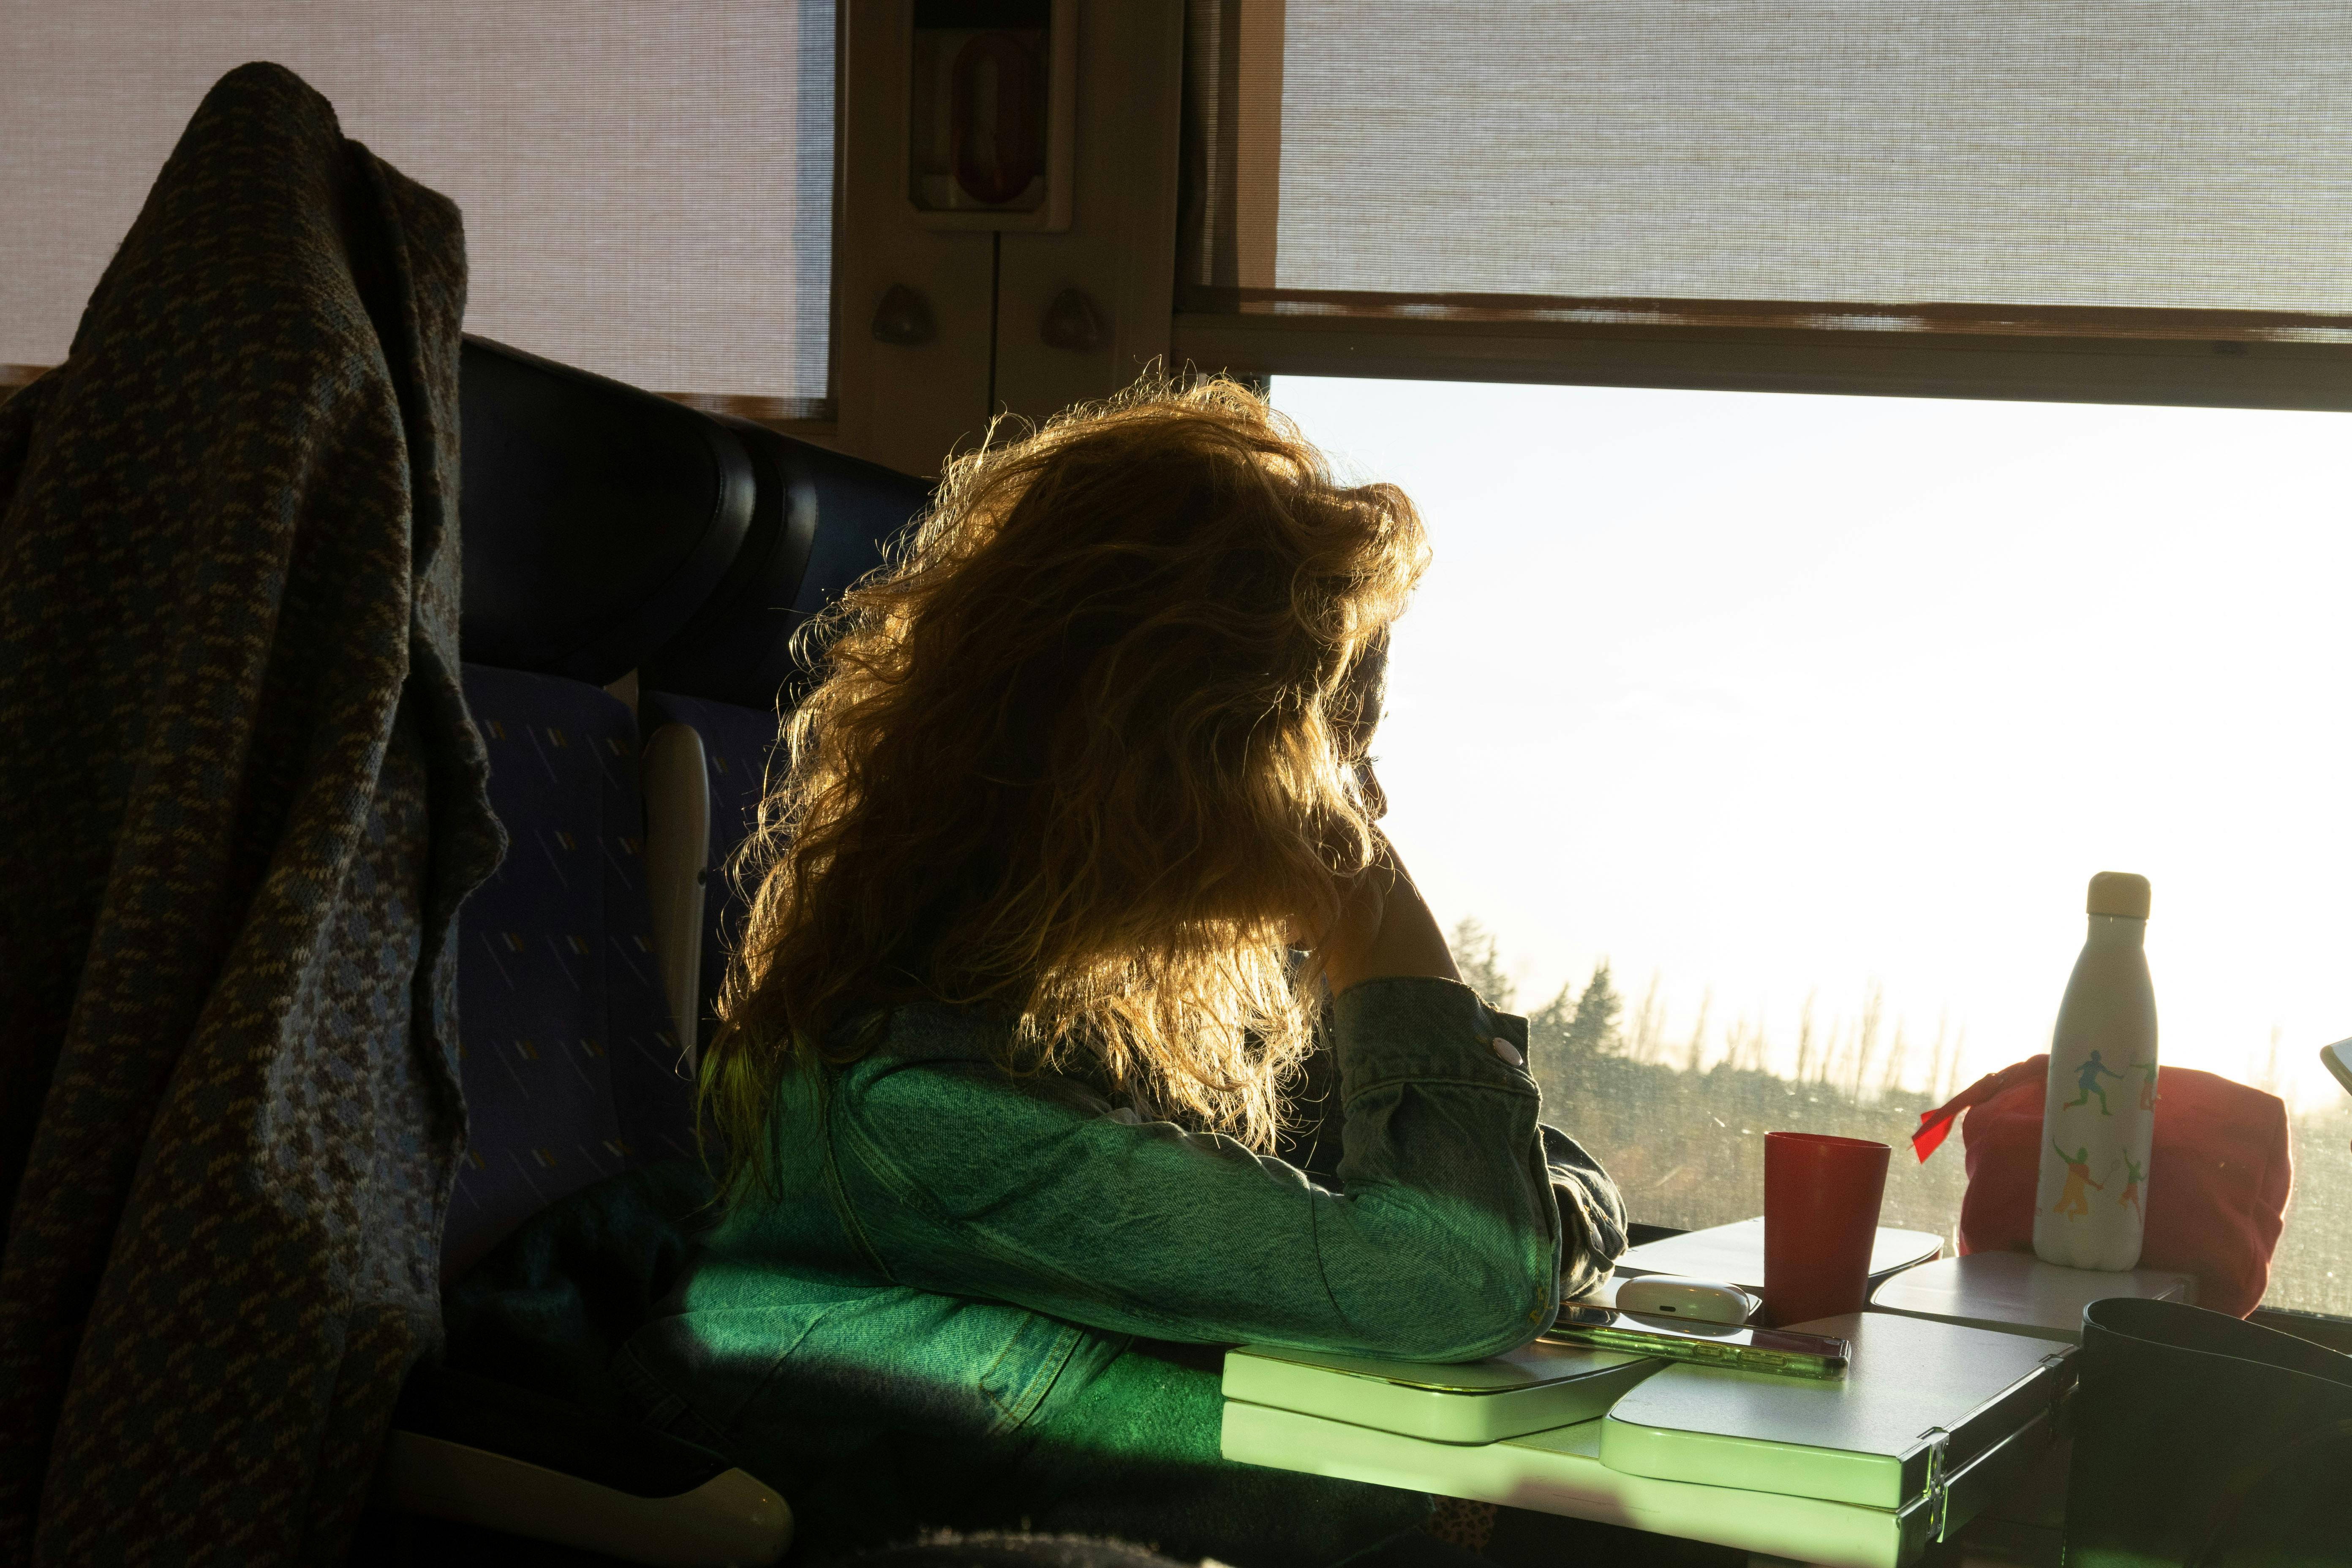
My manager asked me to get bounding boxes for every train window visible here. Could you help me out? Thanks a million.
[1274,373,2352,1316]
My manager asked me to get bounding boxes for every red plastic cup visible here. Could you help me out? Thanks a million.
[1762,1132,1891,1328]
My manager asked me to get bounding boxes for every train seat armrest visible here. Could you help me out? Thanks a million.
[370,1430,791,1567]
[381,1365,790,1564]
[395,1363,729,1497]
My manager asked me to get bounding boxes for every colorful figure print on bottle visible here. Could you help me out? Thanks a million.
[2117,1153,2145,1220]
[2048,1142,2108,1218]
[2034,873,2158,1271]
[2062,1051,2124,1115]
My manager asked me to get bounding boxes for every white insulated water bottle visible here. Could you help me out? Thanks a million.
[2034,871,2158,1270]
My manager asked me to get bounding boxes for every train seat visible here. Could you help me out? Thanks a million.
[438,332,766,1277]
[636,425,931,1059]
[374,336,928,1566]
[369,337,800,1565]
[379,676,784,1563]
[638,416,931,711]
[442,666,694,1282]
[457,336,755,687]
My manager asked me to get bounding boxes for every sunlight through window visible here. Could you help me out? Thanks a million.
[1274,375,2352,1312]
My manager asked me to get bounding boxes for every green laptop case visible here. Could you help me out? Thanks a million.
[1222,1338,1662,1445]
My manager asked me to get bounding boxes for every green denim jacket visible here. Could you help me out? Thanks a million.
[612,976,1626,1563]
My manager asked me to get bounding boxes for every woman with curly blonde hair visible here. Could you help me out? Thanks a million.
[618,378,1626,1564]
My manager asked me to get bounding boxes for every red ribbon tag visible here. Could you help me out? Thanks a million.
[1911,1055,2049,1163]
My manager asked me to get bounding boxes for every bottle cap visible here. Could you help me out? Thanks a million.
[2086,871,2151,919]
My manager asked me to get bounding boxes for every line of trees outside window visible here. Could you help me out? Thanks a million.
[1445,919,2352,1318]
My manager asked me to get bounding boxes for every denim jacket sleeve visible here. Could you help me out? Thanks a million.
[820,976,1600,1362]
[1545,1123,1629,1301]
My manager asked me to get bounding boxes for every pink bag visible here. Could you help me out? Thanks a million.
[1913,1055,2293,1317]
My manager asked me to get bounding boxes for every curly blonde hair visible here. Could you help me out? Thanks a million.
[700,376,1429,1198]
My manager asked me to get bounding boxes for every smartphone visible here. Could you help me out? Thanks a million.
[1542,1304,1850,1380]
[2323,1039,2352,1097]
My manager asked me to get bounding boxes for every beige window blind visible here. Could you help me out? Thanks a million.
[1184,1,2352,345]
[2,2,835,415]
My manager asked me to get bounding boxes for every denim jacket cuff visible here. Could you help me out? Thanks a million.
[1330,975,1538,1104]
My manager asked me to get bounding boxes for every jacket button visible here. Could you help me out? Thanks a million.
[1491,1037,1524,1067]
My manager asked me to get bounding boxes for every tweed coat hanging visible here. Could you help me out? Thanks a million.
[0,61,501,1563]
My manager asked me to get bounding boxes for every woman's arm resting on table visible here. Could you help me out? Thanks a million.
[1316,836,1628,1301]
[1544,1125,1629,1300]
[822,843,1618,1361]
[825,976,1561,1364]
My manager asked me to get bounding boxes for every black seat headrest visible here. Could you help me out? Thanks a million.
[459,336,755,684]
[638,417,931,710]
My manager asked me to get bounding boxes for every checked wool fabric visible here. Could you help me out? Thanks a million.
[0,63,501,1563]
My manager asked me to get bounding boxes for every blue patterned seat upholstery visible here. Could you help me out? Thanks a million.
[446,665,697,1277]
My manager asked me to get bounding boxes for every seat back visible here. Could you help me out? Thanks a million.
[448,339,926,1272]
[378,338,939,1564]
[446,667,694,1277]
[639,420,931,709]
[635,427,928,1054]
[460,337,754,685]
[447,335,761,1274]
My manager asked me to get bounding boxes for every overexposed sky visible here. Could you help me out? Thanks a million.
[1272,376,2352,1108]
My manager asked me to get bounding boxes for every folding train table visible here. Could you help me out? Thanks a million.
[1220,1223,2086,1568]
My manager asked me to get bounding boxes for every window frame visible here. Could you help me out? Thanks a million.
[1175,304,2352,414]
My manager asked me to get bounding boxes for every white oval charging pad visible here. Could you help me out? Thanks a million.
[1614,1276,1758,1325]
